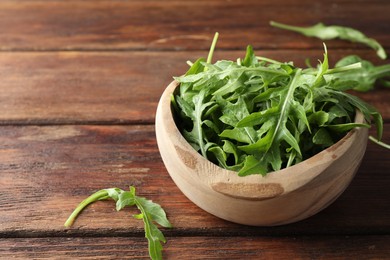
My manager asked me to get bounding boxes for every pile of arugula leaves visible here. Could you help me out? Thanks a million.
[173,34,386,176]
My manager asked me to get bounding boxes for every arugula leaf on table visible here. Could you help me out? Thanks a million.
[64,186,172,260]
[270,21,387,59]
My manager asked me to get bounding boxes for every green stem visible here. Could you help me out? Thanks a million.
[286,150,296,168]
[256,56,282,65]
[270,21,308,35]
[325,62,362,74]
[206,32,219,64]
[64,189,109,227]
[370,64,390,79]
[369,135,390,149]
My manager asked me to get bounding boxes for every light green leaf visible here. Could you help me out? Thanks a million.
[278,126,301,155]
[223,140,240,164]
[238,130,273,154]
[209,145,228,168]
[238,155,268,176]
[116,191,136,211]
[291,99,310,133]
[237,107,278,127]
[331,55,390,92]
[220,128,254,144]
[134,196,172,228]
[270,21,387,59]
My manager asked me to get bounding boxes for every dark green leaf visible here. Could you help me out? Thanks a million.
[313,128,334,146]
[325,123,370,132]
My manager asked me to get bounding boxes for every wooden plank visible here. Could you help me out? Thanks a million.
[0,235,389,259]
[0,124,389,236]
[0,0,389,51]
[0,50,389,125]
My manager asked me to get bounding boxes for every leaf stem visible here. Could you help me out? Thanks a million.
[270,21,308,35]
[326,62,362,74]
[256,56,282,65]
[369,135,390,149]
[64,189,109,227]
[370,64,390,79]
[207,32,219,64]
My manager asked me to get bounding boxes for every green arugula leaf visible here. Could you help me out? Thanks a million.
[313,128,334,146]
[331,55,390,91]
[242,45,258,67]
[239,155,268,176]
[133,196,172,260]
[270,21,387,59]
[337,92,383,140]
[64,187,172,260]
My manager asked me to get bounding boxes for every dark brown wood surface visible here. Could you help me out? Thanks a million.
[1,236,389,259]
[0,0,389,259]
[0,50,389,125]
[0,0,389,51]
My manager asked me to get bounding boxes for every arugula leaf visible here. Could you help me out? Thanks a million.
[331,55,390,91]
[270,21,387,59]
[313,128,334,146]
[64,187,172,260]
[237,69,303,171]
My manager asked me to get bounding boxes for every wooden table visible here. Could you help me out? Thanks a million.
[0,1,389,259]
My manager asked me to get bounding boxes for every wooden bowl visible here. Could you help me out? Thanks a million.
[155,80,369,226]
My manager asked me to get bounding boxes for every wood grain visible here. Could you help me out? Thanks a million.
[0,236,389,259]
[0,0,389,51]
[0,1,388,259]
[0,50,389,125]
[0,125,388,237]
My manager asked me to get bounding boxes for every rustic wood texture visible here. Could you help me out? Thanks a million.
[0,50,389,125]
[0,125,389,237]
[0,0,389,258]
[1,236,389,259]
[0,0,389,51]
